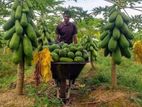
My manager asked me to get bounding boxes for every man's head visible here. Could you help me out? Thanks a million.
[63,10,71,23]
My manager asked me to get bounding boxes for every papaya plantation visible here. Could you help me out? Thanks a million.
[0,0,142,107]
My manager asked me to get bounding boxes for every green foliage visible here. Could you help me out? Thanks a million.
[77,18,102,41]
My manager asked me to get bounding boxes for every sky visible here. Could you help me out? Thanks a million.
[62,0,142,17]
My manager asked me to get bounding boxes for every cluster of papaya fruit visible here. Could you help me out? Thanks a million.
[3,0,38,65]
[37,21,53,51]
[81,36,98,61]
[48,42,89,62]
[100,6,133,64]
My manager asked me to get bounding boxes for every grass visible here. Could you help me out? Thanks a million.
[0,48,33,89]
[0,48,16,89]
[25,84,63,107]
[80,50,142,93]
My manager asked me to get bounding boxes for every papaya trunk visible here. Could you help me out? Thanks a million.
[16,60,24,95]
[90,52,95,70]
[111,58,117,89]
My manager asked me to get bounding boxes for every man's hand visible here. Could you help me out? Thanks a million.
[56,35,60,43]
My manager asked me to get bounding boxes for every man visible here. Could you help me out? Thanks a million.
[56,10,77,44]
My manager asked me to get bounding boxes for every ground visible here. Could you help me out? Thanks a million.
[0,84,141,107]
[0,65,141,107]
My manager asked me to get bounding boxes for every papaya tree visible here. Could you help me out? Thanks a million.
[99,4,134,88]
[3,0,38,95]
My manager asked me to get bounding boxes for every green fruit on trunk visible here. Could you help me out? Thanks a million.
[109,11,118,22]
[15,20,23,35]
[119,34,129,48]
[115,14,123,28]
[15,6,22,19]
[112,27,120,40]
[4,26,15,40]
[21,13,28,27]
[9,33,20,50]
[12,43,23,64]
[23,35,33,57]
[112,47,121,65]
[108,37,117,51]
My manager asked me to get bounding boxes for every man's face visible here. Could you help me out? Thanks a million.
[63,15,70,23]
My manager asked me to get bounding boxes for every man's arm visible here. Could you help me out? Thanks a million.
[73,34,77,44]
[55,25,60,43]
[56,34,60,43]
[72,23,78,44]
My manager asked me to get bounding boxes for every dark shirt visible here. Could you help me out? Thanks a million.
[56,22,77,44]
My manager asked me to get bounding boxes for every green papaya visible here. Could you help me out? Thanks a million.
[109,11,118,22]
[26,0,33,8]
[12,0,19,10]
[15,6,22,19]
[26,24,37,41]
[104,23,114,30]
[99,35,110,48]
[100,31,110,40]
[3,17,15,30]
[108,37,117,52]
[53,49,60,54]
[121,23,128,34]
[112,47,121,65]
[76,46,84,51]
[63,48,70,53]
[52,52,59,62]
[9,33,20,50]
[120,47,131,58]
[119,34,129,48]
[100,31,108,40]
[75,51,82,57]
[12,43,23,64]
[22,2,30,13]
[74,56,85,62]
[59,57,73,62]
[112,27,120,40]
[23,35,33,57]
[20,13,28,27]
[121,12,130,23]
[121,23,134,39]
[15,20,23,34]
[83,52,89,60]
[115,14,123,28]
[70,46,77,52]
[109,6,116,15]
[59,49,67,57]
[4,26,15,40]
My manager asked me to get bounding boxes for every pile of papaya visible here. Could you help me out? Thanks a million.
[48,42,90,62]
[3,0,38,65]
[100,5,133,64]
